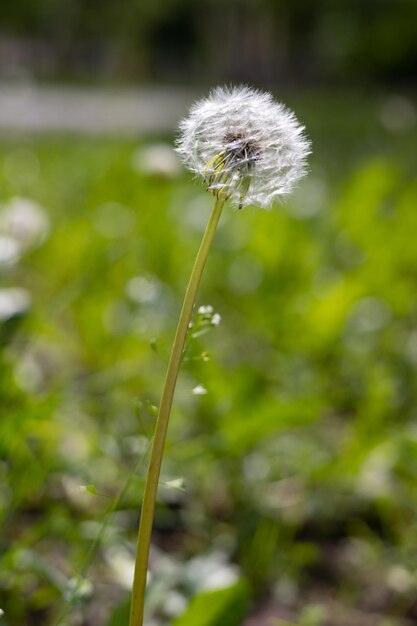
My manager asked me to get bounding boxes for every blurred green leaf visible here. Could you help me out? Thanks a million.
[80,484,98,495]
[172,581,250,626]
[106,596,130,626]
[299,603,327,626]
[146,400,159,416]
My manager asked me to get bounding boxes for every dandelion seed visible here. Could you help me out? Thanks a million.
[177,85,311,209]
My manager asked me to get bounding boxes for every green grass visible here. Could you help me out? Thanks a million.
[1,93,417,626]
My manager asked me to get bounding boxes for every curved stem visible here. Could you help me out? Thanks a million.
[129,196,224,626]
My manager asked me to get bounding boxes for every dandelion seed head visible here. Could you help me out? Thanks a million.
[177,85,311,209]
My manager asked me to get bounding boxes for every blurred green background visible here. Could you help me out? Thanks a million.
[0,1,417,626]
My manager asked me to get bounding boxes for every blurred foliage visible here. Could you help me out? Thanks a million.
[171,581,249,626]
[0,91,417,626]
[0,0,416,83]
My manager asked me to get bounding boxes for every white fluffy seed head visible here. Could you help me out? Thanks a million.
[176,85,311,209]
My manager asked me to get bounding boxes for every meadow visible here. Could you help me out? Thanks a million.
[1,91,417,626]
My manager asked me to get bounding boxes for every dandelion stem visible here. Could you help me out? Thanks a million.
[129,196,224,626]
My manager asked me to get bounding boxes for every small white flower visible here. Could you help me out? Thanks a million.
[198,304,214,315]
[177,85,310,209]
[211,313,221,326]
[192,384,207,396]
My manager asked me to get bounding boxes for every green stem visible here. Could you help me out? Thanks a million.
[129,196,224,626]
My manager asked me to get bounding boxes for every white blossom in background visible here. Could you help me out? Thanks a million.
[0,235,21,267]
[132,143,182,178]
[185,551,239,591]
[192,384,207,396]
[198,304,214,315]
[0,197,49,250]
[126,275,161,304]
[105,546,135,589]
[211,313,221,326]
[163,591,187,617]
[177,85,311,209]
[0,287,31,321]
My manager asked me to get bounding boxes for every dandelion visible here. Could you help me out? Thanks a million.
[177,85,310,209]
[130,86,310,626]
